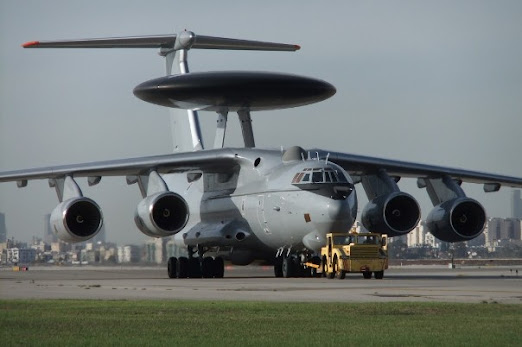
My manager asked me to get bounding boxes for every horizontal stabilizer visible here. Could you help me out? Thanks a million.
[22,32,300,51]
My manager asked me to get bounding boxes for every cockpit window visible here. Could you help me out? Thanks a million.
[325,172,332,183]
[293,167,349,184]
[291,166,354,200]
[312,171,323,183]
[336,171,348,183]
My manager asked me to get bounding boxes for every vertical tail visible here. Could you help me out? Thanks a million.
[164,48,204,152]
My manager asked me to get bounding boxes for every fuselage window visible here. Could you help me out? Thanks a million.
[302,173,310,182]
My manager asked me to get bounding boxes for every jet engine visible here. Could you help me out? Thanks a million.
[50,197,103,243]
[361,192,421,237]
[426,197,486,242]
[134,191,189,237]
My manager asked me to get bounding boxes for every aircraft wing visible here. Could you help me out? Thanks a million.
[312,149,522,190]
[0,149,240,186]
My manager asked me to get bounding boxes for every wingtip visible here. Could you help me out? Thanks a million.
[22,41,39,48]
[294,45,301,51]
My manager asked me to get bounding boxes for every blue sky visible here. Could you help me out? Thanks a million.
[1,0,521,244]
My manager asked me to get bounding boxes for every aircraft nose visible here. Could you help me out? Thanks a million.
[328,199,353,221]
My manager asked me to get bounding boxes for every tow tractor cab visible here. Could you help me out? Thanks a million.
[320,232,388,279]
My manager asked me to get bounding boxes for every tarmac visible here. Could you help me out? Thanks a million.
[1,265,521,303]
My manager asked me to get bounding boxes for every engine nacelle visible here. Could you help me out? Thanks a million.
[426,197,486,242]
[361,192,421,237]
[134,191,189,237]
[50,197,103,243]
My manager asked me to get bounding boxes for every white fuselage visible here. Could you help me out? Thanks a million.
[164,149,357,260]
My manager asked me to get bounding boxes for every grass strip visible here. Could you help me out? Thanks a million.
[1,300,521,346]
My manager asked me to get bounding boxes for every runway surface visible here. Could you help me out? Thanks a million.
[1,265,521,303]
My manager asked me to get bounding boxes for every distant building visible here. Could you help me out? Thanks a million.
[81,248,100,264]
[7,248,36,264]
[0,213,7,245]
[117,245,141,263]
[466,232,485,248]
[485,218,522,248]
[513,190,522,219]
[406,221,438,248]
[351,221,363,233]
[91,224,106,244]
[51,241,68,253]
[0,213,6,243]
[389,234,407,245]
[166,239,188,259]
[144,238,167,264]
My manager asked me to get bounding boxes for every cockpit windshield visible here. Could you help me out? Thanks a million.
[291,167,353,199]
[292,167,349,184]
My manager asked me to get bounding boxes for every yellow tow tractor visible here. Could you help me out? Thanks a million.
[318,232,388,279]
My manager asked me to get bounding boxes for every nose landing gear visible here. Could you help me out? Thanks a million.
[273,249,321,278]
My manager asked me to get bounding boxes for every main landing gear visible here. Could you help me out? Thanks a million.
[167,246,225,279]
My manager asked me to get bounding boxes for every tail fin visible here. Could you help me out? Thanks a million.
[23,31,300,152]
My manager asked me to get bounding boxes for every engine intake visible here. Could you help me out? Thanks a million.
[50,197,103,243]
[426,197,486,242]
[362,192,421,237]
[135,191,189,237]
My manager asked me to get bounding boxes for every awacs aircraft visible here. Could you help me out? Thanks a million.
[1,31,522,278]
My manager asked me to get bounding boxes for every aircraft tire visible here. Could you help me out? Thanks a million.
[213,257,225,278]
[375,271,384,279]
[201,257,214,278]
[274,262,283,278]
[282,257,294,278]
[167,257,178,278]
[188,257,202,278]
[177,257,189,278]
